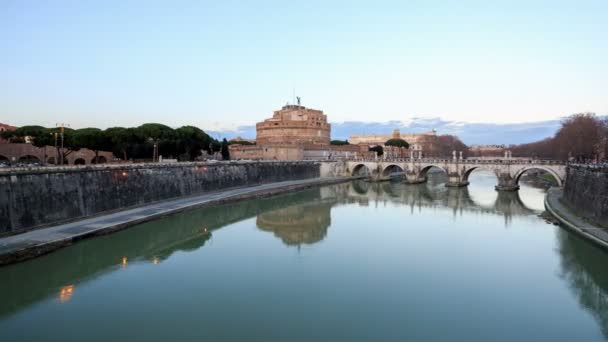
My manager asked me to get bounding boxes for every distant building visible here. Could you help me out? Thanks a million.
[0,122,114,165]
[0,143,114,165]
[255,105,331,145]
[0,123,17,144]
[349,128,437,151]
[230,104,364,160]
[469,144,506,158]
[228,136,256,145]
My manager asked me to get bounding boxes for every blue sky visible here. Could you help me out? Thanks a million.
[1,0,606,131]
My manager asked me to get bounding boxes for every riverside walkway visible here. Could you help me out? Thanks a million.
[0,177,349,265]
[545,188,608,250]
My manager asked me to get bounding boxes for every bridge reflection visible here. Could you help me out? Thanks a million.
[339,179,536,223]
[1,179,607,337]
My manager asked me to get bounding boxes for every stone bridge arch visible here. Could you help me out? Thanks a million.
[351,163,372,177]
[402,164,450,185]
[512,166,563,187]
[382,164,405,178]
[18,155,41,163]
[462,165,499,182]
[419,164,449,177]
[341,159,566,191]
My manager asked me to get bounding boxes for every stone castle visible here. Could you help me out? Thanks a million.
[229,104,359,160]
[256,105,331,145]
[229,104,441,160]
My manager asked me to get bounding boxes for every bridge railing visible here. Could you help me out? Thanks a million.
[344,157,567,165]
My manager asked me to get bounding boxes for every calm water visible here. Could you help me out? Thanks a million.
[1,171,608,341]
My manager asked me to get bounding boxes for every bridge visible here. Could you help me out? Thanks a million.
[344,158,567,191]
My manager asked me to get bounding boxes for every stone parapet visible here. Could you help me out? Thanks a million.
[563,164,608,227]
[0,161,320,234]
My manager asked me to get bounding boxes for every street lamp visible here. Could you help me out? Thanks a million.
[56,123,69,165]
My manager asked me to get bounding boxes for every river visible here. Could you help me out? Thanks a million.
[1,171,607,341]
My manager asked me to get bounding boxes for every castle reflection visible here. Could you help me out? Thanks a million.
[254,174,540,247]
[257,203,331,246]
[1,176,607,338]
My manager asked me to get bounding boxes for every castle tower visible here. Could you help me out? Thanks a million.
[255,105,331,146]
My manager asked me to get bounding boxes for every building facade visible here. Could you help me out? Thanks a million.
[349,128,437,152]
[256,105,331,145]
[0,143,114,165]
[230,104,363,160]
[0,123,17,144]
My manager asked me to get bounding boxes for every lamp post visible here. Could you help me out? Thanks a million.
[56,123,68,165]
[154,142,158,162]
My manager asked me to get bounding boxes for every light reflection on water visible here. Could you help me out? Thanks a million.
[0,173,607,341]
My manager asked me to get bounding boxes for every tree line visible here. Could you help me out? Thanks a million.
[510,113,607,161]
[1,123,230,163]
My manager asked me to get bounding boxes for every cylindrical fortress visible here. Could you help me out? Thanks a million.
[256,105,331,145]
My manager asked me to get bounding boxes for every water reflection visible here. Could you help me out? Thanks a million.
[0,175,544,320]
[342,179,536,224]
[58,285,74,303]
[1,174,607,339]
[257,202,331,246]
[557,229,608,339]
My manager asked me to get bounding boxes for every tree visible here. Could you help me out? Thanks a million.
[220,138,230,160]
[509,113,607,161]
[74,128,110,162]
[385,138,409,149]
[330,140,349,146]
[105,127,139,160]
[432,135,468,158]
[51,127,80,164]
[135,123,175,141]
[554,113,604,161]
[133,123,177,160]
[369,145,383,156]
[175,126,214,161]
[510,138,556,159]
[210,141,221,154]
[3,126,49,147]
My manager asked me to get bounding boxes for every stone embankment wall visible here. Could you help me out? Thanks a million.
[0,161,320,235]
[563,165,608,227]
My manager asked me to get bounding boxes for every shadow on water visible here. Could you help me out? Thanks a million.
[557,229,608,339]
[0,189,327,319]
[1,174,608,337]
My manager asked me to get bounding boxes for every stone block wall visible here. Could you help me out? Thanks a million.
[0,161,320,235]
[563,165,608,227]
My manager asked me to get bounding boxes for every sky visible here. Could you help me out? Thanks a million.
[1,0,607,131]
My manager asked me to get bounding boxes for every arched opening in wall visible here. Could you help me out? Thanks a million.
[515,167,561,188]
[91,156,107,164]
[74,158,86,165]
[381,165,405,179]
[18,155,41,164]
[419,165,448,186]
[47,157,55,165]
[0,155,9,164]
[463,167,499,207]
[514,167,562,211]
[352,164,371,177]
